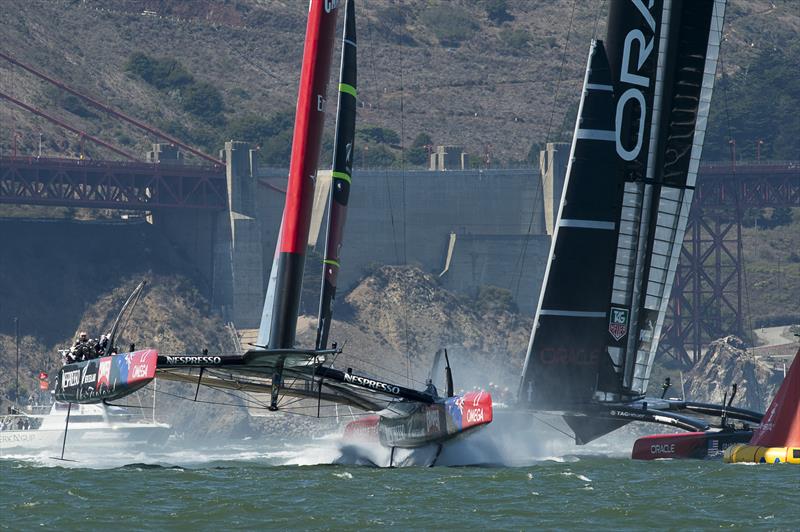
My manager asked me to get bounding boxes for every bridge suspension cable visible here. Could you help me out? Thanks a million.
[0,90,139,161]
[0,50,223,166]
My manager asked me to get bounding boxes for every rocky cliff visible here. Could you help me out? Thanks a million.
[683,335,785,412]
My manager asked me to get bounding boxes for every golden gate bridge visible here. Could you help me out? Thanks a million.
[1,50,798,365]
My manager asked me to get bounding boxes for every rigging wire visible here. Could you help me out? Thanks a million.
[340,347,427,387]
[213,26,283,84]
[530,412,575,440]
[397,24,413,388]
[716,36,763,403]
[154,386,373,420]
[542,0,579,151]
[361,0,414,388]
[511,0,579,301]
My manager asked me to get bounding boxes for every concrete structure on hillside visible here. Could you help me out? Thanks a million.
[256,164,562,315]
[429,145,468,171]
[539,143,570,236]
[147,143,566,325]
[217,141,264,327]
[147,143,184,164]
[152,141,264,328]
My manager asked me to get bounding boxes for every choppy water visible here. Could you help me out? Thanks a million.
[1,436,796,530]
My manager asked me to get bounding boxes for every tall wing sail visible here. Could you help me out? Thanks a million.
[316,0,357,350]
[517,40,621,410]
[256,0,340,349]
[520,0,726,423]
[605,0,726,399]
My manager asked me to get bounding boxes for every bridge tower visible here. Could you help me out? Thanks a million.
[213,141,264,327]
[151,140,264,328]
[659,164,800,365]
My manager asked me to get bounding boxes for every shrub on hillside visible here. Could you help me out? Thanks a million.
[475,285,517,314]
[485,0,514,24]
[260,129,294,166]
[407,132,433,166]
[378,5,407,26]
[420,5,478,47]
[356,144,397,168]
[704,42,800,161]
[125,52,193,90]
[126,52,225,124]
[412,133,433,148]
[181,82,225,124]
[742,207,794,229]
[359,126,400,145]
[499,29,531,55]
[406,147,428,166]
[226,111,293,143]
[224,110,295,165]
[43,87,97,119]
[60,93,97,119]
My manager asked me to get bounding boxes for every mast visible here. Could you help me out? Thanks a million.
[257,0,340,350]
[316,0,357,350]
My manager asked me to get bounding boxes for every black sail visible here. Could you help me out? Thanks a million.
[316,0,357,350]
[518,40,622,410]
[519,0,726,442]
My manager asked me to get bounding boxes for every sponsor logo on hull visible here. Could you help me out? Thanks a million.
[62,370,80,388]
[56,349,157,403]
[343,373,401,395]
[163,356,222,365]
[323,0,340,13]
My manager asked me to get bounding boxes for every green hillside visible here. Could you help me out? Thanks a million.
[741,208,800,327]
[0,0,797,167]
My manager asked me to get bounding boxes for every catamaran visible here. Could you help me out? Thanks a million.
[54,0,491,463]
[516,0,773,459]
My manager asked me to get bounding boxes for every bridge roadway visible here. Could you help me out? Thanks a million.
[694,162,799,208]
[0,156,226,210]
[1,156,797,211]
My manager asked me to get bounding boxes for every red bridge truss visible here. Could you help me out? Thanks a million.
[660,163,800,365]
[0,156,227,210]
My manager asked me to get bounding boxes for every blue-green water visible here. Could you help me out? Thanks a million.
[1,447,796,530]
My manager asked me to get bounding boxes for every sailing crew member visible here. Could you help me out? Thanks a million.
[69,331,92,362]
[96,334,110,357]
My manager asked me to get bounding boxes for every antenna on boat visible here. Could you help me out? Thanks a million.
[428,348,454,397]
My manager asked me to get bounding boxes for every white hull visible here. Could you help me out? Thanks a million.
[0,424,170,453]
[0,403,171,455]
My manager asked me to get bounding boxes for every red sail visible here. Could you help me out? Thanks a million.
[262,0,339,349]
[282,1,339,255]
[751,349,800,448]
